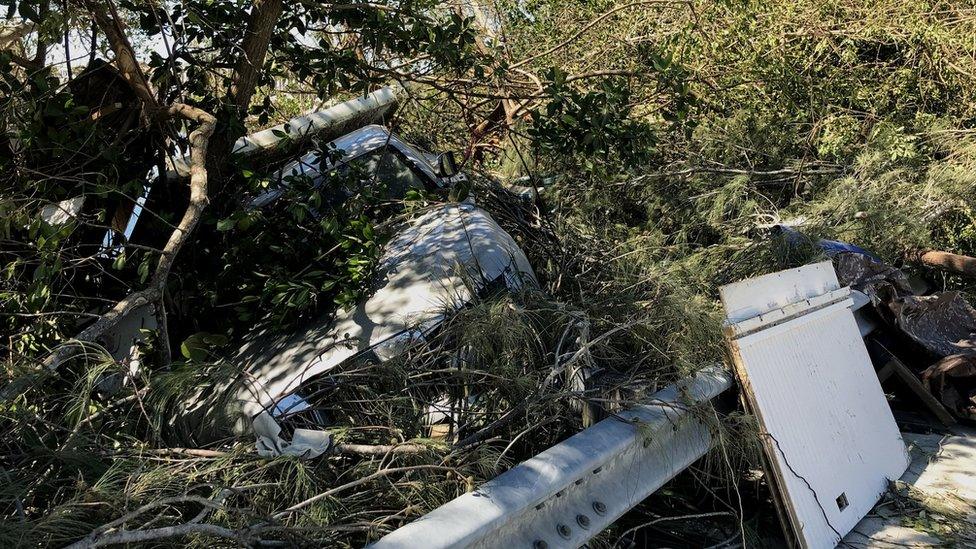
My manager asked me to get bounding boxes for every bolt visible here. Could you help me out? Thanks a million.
[557,523,572,539]
[555,490,564,498]
[592,501,607,515]
[577,514,591,529]
[533,541,548,549]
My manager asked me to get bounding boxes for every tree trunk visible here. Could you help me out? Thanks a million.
[83,0,159,108]
[206,0,284,194]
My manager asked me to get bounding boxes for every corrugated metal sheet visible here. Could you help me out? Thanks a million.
[721,261,909,549]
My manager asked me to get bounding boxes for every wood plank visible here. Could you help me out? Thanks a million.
[884,358,956,427]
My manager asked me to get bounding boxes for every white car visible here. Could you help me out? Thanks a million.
[214,125,537,457]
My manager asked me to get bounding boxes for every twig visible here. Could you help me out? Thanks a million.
[272,465,456,519]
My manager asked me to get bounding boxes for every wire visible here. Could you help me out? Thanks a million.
[764,431,852,547]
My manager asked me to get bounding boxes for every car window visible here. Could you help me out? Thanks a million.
[336,148,427,200]
[259,145,429,214]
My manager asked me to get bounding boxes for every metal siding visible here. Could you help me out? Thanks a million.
[722,262,908,549]
[721,261,839,323]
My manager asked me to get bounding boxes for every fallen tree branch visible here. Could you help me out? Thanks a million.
[622,164,845,185]
[65,483,282,548]
[46,103,215,369]
[145,447,231,459]
[272,465,457,519]
[334,442,433,455]
[907,249,976,279]
[143,441,435,460]
[66,522,251,548]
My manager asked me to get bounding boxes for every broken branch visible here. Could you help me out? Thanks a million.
[907,249,976,279]
[46,103,215,369]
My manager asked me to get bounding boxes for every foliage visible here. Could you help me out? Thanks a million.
[529,70,656,169]
[4,0,976,545]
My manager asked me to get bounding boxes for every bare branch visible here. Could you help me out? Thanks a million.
[46,103,215,369]
[80,0,158,107]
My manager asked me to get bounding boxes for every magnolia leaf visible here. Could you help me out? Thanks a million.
[180,332,229,361]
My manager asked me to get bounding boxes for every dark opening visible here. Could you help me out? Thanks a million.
[836,492,849,511]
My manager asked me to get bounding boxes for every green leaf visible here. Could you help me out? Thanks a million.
[138,258,150,283]
[180,332,229,361]
[217,217,237,232]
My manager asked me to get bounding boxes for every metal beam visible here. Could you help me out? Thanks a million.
[166,86,401,179]
[372,366,733,548]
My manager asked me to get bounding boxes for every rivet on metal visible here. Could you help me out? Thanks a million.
[643,437,652,448]
[592,466,602,474]
[533,541,548,549]
[574,478,584,485]
[557,524,572,539]
[576,514,591,529]
[592,501,607,515]
[556,490,564,498]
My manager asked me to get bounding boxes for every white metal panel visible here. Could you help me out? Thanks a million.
[726,287,850,339]
[721,262,908,549]
[721,261,839,323]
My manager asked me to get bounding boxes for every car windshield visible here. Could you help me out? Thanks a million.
[337,148,427,200]
[269,146,427,213]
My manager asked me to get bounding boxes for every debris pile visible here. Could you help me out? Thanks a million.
[789,230,976,422]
